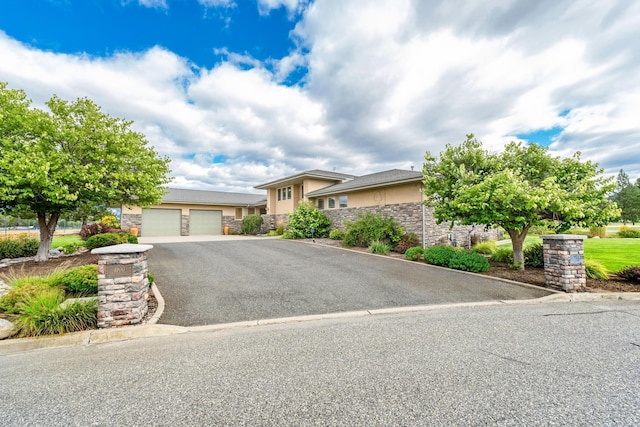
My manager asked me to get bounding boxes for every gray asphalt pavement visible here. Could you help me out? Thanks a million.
[147,239,551,326]
[1,300,638,426]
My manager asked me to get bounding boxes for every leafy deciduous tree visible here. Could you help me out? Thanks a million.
[422,134,619,270]
[613,169,640,225]
[0,82,171,260]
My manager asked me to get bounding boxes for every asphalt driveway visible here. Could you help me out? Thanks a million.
[147,239,551,326]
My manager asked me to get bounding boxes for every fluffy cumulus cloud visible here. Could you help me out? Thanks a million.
[1,0,639,192]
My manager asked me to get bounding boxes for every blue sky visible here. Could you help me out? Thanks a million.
[1,0,639,192]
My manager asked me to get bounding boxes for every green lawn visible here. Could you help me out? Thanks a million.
[51,234,83,247]
[498,236,639,273]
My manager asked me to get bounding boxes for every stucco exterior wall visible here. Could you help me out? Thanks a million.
[123,203,237,216]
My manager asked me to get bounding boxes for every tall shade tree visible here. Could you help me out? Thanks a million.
[0,82,171,261]
[613,169,640,225]
[422,134,620,270]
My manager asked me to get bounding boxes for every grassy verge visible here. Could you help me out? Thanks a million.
[498,236,638,273]
[51,234,83,247]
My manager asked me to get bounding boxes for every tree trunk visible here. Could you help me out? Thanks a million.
[507,227,529,271]
[35,212,59,262]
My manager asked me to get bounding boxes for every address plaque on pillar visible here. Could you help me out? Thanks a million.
[105,264,134,279]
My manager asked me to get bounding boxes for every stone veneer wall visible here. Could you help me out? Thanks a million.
[93,244,152,328]
[181,215,189,236]
[542,235,586,292]
[121,213,142,232]
[262,203,499,248]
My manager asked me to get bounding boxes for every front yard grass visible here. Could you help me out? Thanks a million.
[498,236,639,273]
[51,234,83,248]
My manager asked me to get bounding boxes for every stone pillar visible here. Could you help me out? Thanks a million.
[92,244,153,328]
[542,235,586,292]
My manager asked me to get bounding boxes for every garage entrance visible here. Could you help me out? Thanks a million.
[141,208,181,237]
[189,209,222,235]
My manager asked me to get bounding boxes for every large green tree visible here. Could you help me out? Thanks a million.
[422,134,619,269]
[0,82,171,260]
[613,169,640,225]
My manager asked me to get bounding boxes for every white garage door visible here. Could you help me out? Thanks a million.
[141,209,181,237]
[189,209,222,235]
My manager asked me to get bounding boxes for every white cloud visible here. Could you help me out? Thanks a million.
[136,0,167,9]
[1,0,640,192]
[258,0,309,16]
[198,0,235,8]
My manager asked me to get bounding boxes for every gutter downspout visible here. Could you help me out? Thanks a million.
[421,188,426,249]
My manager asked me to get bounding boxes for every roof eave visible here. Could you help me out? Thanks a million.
[306,177,423,197]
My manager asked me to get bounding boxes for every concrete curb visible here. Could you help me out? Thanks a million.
[1,293,638,355]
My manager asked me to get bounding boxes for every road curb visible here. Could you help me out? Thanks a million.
[1,292,638,355]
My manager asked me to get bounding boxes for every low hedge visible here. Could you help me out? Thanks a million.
[85,232,137,249]
[423,245,457,267]
[448,250,490,273]
[0,237,39,259]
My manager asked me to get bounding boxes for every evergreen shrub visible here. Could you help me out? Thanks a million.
[423,245,457,267]
[448,250,490,273]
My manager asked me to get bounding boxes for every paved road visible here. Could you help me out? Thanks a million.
[1,300,638,426]
[147,239,550,326]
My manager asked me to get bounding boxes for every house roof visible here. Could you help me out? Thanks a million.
[254,169,355,189]
[305,169,423,197]
[162,187,266,207]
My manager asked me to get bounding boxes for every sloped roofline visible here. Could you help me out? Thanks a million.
[305,169,423,197]
[254,169,355,189]
[162,187,266,207]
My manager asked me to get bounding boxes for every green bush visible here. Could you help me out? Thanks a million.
[241,214,264,235]
[329,229,345,240]
[617,228,640,238]
[617,265,640,284]
[148,272,155,286]
[13,290,97,337]
[423,245,457,267]
[448,250,490,273]
[61,242,84,255]
[588,226,607,238]
[585,259,609,280]
[0,237,39,259]
[405,246,424,261]
[287,202,331,239]
[524,243,544,268]
[343,213,403,248]
[490,247,514,264]
[123,232,138,244]
[369,240,391,255]
[472,240,496,255]
[85,233,129,249]
[57,265,98,295]
[394,233,421,254]
[0,269,67,314]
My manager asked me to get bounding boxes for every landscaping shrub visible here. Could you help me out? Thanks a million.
[80,222,115,240]
[60,242,84,255]
[617,226,640,238]
[12,290,97,337]
[490,247,514,264]
[241,214,264,235]
[448,250,490,273]
[148,272,155,286]
[329,229,345,240]
[472,240,497,255]
[423,245,457,267]
[287,202,331,239]
[617,265,640,284]
[585,260,609,280]
[0,237,39,259]
[100,215,120,229]
[588,226,607,238]
[343,213,403,248]
[405,246,424,261]
[0,269,68,314]
[57,265,98,295]
[368,240,391,255]
[394,233,420,254]
[85,233,129,249]
[524,243,544,268]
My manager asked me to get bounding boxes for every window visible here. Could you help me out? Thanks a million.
[287,186,292,199]
[301,185,304,198]
[317,199,325,209]
[277,188,281,201]
[235,208,243,220]
[248,208,255,215]
[328,197,336,208]
[339,195,348,208]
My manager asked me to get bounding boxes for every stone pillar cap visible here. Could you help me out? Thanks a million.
[91,244,154,255]
[541,234,587,240]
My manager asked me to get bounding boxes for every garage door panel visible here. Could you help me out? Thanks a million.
[190,209,222,235]
[141,209,181,237]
